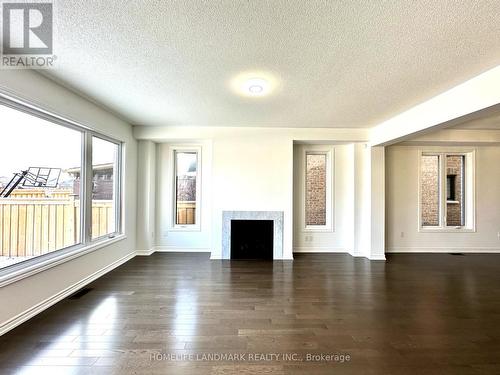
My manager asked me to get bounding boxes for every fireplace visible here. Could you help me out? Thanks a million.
[222,211,284,259]
[231,220,273,260]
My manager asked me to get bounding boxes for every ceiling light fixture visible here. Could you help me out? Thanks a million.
[230,72,278,98]
[248,84,264,94]
[243,78,269,96]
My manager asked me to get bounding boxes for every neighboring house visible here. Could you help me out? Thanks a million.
[0,176,9,190]
[67,163,114,200]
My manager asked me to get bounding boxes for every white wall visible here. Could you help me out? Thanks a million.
[134,126,378,260]
[353,143,370,256]
[210,131,294,259]
[156,141,212,252]
[370,146,385,259]
[0,70,137,331]
[350,144,386,260]
[293,144,354,253]
[136,140,156,252]
[386,144,500,252]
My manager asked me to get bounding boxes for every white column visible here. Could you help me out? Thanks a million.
[353,143,386,260]
[370,146,385,260]
[136,140,156,253]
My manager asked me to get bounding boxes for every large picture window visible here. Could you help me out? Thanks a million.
[419,150,474,231]
[0,97,122,273]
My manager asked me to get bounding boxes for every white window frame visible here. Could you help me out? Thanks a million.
[418,148,476,233]
[302,147,334,232]
[0,92,125,287]
[169,145,201,231]
[88,134,123,242]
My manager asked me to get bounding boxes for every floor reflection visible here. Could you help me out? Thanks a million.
[173,287,198,337]
[2,253,500,374]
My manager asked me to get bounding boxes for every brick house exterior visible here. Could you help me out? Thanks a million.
[421,155,463,226]
[445,156,463,226]
[306,154,327,226]
[421,155,440,226]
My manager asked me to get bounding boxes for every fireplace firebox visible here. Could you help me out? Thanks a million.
[230,220,274,260]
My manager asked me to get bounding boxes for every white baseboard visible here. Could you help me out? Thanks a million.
[368,254,387,260]
[293,247,348,253]
[349,251,363,257]
[209,255,295,260]
[0,251,135,337]
[294,248,386,261]
[386,247,500,253]
[135,249,155,256]
[153,246,211,253]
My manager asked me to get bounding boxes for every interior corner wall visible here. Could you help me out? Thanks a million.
[386,145,500,253]
[136,140,156,251]
[369,146,385,259]
[0,70,137,330]
[135,126,371,261]
[146,128,297,259]
[293,144,354,253]
[351,144,385,260]
[353,143,371,257]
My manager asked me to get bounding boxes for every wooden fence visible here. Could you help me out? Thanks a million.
[176,201,196,225]
[0,198,114,257]
[91,201,115,240]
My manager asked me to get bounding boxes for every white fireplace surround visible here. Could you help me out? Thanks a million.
[222,211,284,259]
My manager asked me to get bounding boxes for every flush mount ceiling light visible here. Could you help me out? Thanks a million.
[243,78,268,96]
[230,72,278,98]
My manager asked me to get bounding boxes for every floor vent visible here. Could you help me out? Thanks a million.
[450,253,465,256]
[68,287,93,300]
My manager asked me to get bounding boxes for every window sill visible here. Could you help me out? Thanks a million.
[0,234,127,288]
[169,226,201,232]
[419,227,475,233]
[303,227,334,233]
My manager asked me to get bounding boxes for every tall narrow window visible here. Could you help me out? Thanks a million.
[445,155,465,227]
[420,151,473,230]
[304,150,332,230]
[91,137,119,239]
[420,155,440,226]
[306,153,327,226]
[174,150,198,226]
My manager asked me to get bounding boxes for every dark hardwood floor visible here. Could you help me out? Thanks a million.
[1,253,500,374]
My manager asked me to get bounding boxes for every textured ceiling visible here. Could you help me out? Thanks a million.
[44,1,500,128]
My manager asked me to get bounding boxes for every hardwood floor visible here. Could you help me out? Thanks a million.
[1,253,500,374]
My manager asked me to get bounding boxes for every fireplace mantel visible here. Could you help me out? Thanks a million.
[222,211,284,259]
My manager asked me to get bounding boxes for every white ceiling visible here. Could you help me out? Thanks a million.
[45,1,500,128]
[452,111,500,130]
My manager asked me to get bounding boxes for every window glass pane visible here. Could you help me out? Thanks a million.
[446,155,465,226]
[305,153,327,226]
[92,137,118,239]
[421,155,440,226]
[0,104,82,269]
[175,151,197,225]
